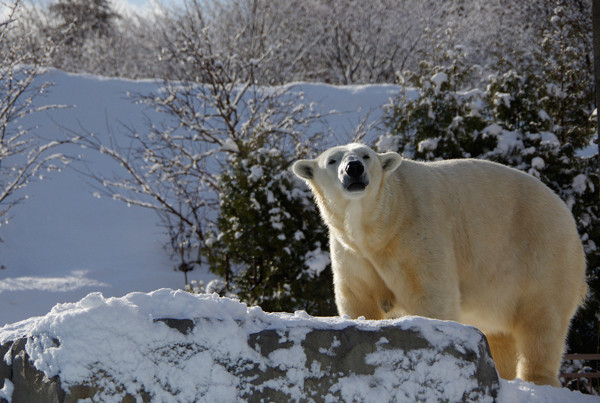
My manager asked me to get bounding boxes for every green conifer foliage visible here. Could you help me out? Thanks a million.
[381,47,492,160]
[49,0,119,45]
[204,147,336,315]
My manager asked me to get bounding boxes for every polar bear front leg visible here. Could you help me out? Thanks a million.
[405,277,462,321]
[331,239,393,320]
[335,281,385,320]
[373,245,462,322]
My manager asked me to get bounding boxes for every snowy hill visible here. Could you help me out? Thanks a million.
[0,70,597,402]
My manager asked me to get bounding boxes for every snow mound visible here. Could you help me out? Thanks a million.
[0,290,502,402]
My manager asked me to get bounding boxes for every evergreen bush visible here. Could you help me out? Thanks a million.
[204,146,336,315]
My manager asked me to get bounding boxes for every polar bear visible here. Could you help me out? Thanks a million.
[292,143,587,387]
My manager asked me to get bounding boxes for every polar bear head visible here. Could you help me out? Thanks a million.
[292,143,402,201]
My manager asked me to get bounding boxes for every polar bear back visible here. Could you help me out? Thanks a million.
[395,158,576,241]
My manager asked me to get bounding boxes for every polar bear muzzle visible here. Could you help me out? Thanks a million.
[342,160,369,192]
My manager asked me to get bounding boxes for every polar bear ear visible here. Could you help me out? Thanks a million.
[379,152,402,173]
[292,159,317,180]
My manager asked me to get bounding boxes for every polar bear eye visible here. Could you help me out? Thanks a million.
[363,155,370,160]
[328,159,337,165]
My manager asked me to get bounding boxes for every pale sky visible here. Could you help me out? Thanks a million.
[0,0,186,20]
[112,0,183,16]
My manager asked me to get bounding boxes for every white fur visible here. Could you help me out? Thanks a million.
[292,143,587,387]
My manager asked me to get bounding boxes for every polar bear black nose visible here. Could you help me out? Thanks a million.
[345,161,364,178]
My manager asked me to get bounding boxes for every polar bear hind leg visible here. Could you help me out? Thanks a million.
[513,308,572,387]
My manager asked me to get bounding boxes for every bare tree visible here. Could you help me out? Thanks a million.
[5,0,561,84]
[77,2,325,283]
[0,0,78,229]
[207,0,447,85]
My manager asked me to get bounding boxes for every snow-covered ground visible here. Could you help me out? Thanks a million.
[0,70,597,401]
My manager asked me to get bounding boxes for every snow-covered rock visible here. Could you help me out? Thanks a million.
[0,290,499,402]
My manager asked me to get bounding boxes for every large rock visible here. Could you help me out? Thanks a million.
[1,316,499,402]
[244,323,498,402]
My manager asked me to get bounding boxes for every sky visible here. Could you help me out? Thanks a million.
[112,0,184,16]
[0,0,186,20]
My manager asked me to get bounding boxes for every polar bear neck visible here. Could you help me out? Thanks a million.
[342,201,368,250]
[321,175,404,254]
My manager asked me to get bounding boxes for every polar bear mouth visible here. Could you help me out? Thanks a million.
[346,181,367,192]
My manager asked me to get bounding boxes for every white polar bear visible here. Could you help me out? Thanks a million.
[292,143,587,387]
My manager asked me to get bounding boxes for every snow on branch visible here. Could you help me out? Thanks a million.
[0,0,80,228]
